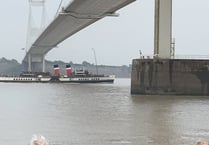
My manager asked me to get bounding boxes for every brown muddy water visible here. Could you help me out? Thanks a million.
[0,78,209,145]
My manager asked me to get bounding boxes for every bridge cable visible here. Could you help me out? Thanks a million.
[55,0,63,17]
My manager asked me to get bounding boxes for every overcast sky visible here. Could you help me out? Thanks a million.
[0,0,209,66]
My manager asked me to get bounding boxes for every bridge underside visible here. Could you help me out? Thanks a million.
[23,0,136,72]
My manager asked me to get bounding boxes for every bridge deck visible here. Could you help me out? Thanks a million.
[23,0,136,62]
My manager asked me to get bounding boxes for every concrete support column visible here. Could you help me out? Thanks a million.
[28,53,32,72]
[154,0,172,59]
[42,55,45,72]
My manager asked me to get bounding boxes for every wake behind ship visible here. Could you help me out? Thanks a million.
[0,65,115,83]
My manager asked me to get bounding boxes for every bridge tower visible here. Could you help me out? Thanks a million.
[25,0,47,72]
[154,0,172,59]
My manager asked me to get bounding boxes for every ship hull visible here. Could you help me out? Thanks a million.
[0,77,51,83]
[58,76,114,83]
[0,75,114,83]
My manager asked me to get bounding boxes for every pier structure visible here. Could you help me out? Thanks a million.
[131,59,209,95]
[131,0,209,95]
[24,0,47,72]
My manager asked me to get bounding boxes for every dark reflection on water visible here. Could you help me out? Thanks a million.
[0,78,209,145]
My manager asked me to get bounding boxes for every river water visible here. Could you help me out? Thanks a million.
[0,78,209,145]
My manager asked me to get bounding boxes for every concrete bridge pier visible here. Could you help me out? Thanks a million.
[131,0,209,95]
[131,59,209,95]
[23,53,46,72]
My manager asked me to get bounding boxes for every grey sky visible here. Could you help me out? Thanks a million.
[0,0,209,65]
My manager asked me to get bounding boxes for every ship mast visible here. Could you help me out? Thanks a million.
[92,48,98,75]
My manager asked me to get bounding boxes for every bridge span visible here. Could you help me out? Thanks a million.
[23,0,136,72]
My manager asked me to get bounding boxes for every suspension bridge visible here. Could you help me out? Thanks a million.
[22,0,137,72]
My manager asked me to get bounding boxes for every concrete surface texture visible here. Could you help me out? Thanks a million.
[131,59,209,95]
